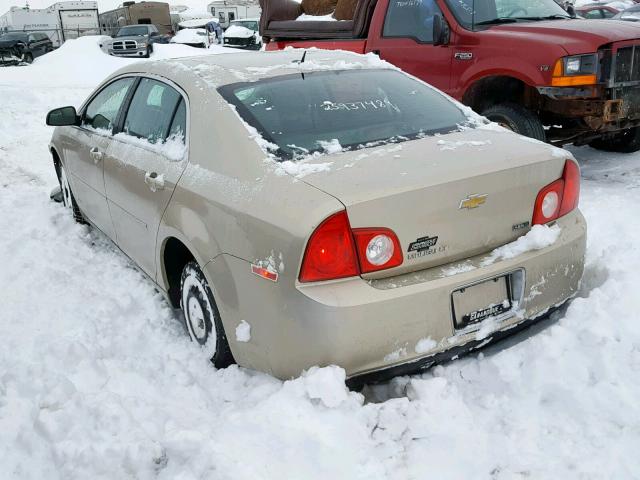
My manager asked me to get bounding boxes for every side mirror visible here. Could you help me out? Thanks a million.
[566,5,576,17]
[46,106,79,126]
[433,14,450,46]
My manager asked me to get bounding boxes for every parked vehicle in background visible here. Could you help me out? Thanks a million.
[99,1,172,36]
[262,0,640,152]
[105,24,169,58]
[0,31,53,65]
[612,4,640,19]
[0,1,99,47]
[576,3,620,17]
[46,49,585,384]
[223,17,261,48]
[207,0,260,28]
[170,27,211,47]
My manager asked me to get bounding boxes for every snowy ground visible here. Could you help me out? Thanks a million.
[1,37,640,479]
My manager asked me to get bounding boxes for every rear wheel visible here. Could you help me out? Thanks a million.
[482,103,546,142]
[57,163,84,223]
[180,261,234,368]
[589,127,640,153]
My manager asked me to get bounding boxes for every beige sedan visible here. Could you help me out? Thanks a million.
[46,50,586,385]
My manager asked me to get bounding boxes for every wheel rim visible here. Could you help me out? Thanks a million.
[187,296,207,341]
[59,166,73,210]
[181,269,217,354]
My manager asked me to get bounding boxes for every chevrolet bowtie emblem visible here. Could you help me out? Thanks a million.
[459,194,488,209]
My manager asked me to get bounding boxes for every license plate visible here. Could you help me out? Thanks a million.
[452,276,512,329]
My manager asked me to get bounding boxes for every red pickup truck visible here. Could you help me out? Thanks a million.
[261,0,640,152]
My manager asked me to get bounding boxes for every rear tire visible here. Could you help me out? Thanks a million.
[482,103,546,142]
[589,127,640,153]
[180,261,234,368]
[57,163,84,223]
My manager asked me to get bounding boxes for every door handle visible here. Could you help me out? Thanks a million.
[144,171,165,192]
[89,147,103,162]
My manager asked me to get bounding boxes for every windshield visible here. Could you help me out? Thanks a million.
[219,69,469,161]
[116,26,149,37]
[445,0,571,28]
[0,33,28,41]
[230,20,259,30]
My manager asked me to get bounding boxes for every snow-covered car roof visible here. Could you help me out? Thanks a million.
[224,24,258,38]
[108,49,394,88]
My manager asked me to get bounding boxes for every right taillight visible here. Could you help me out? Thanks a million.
[532,160,580,225]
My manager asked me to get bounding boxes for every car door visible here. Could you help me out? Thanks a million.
[62,76,136,240]
[366,0,452,93]
[103,76,189,277]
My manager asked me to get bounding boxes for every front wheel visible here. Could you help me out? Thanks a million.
[57,163,84,223]
[21,52,33,64]
[589,127,640,153]
[180,261,234,368]
[482,102,546,142]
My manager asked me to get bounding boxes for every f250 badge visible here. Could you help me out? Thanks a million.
[407,235,446,260]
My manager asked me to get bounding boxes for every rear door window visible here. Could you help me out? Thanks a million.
[123,78,183,144]
[168,98,187,142]
[83,77,136,132]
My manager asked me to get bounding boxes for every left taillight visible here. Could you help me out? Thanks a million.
[532,160,580,225]
[298,211,403,282]
[299,211,360,283]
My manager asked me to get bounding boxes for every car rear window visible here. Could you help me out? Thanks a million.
[218,69,469,160]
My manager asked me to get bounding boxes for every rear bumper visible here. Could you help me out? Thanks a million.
[208,209,586,381]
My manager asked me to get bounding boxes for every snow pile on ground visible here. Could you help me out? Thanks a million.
[1,40,640,478]
[0,36,237,89]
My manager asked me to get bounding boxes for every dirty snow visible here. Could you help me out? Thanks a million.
[2,36,640,479]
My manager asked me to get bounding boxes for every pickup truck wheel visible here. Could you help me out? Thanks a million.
[180,261,235,369]
[22,52,33,64]
[482,103,546,142]
[589,127,640,153]
[144,45,153,58]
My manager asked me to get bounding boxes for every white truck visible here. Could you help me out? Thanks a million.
[0,1,99,47]
[206,0,260,29]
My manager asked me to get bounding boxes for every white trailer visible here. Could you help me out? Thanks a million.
[0,1,98,47]
[206,0,260,29]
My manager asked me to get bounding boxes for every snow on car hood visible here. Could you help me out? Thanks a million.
[171,28,207,44]
[225,25,256,39]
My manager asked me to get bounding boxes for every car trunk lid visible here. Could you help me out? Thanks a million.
[295,128,569,279]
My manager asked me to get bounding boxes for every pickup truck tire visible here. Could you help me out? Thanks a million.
[589,127,640,153]
[481,103,546,142]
